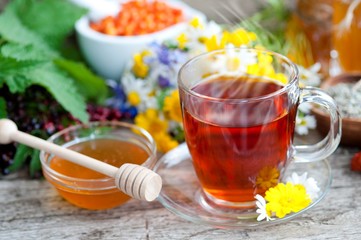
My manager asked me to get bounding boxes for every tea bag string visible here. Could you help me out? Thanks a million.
[335,0,361,37]
[0,119,162,202]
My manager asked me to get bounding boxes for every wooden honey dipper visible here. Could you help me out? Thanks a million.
[0,119,162,202]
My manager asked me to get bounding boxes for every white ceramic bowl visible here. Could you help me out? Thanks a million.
[75,0,205,80]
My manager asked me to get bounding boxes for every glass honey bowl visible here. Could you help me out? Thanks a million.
[40,121,157,210]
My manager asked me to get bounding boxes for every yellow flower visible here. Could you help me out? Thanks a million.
[270,72,288,85]
[258,52,273,65]
[204,33,229,52]
[134,109,168,136]
[127,91,141,106]
[163,90,183,123]
[189,17,204,29]
[246,52,288,85]
[132,51,150,78]
[229,28,257,47]
[154,131,179,153]
[255,166,280,190]
[177,33,188,50]
[265,182,311,218]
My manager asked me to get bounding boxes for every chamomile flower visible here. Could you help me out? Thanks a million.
[184,18,222,51]
[298,63,322,87]
[295,114,317,135]
[255,194,274,221]
[286,172,320,200]
[298,103,313,114]
[224,46,257,72]
[121,76,153,112]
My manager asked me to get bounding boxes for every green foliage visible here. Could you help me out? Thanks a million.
[240,0,291,55]
[157,88,172,110]
[0,4,55,53]
[0,97,6,118]
[27,64,89,122]
[0,0,109,122]
[29,149,41,177]
[14,0,87,50]
[55,59,108,104]
[0,55,43,77]
[1,42,57,61]
[7,144,33,173]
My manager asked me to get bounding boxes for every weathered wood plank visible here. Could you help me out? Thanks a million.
[1,146,361,239]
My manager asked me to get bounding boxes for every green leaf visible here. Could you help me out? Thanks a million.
[1,42,58,61]
[29,149,41,177]
[0,54,43,93]
[0,3,55,53]
[27,64,89,122]
[0,55,42,78]
[15,0,87,50]
[0,97,7,118]
[173,125,185,142]
[7,144,33,172]
[54,59,109,104]
[4,75,32,93]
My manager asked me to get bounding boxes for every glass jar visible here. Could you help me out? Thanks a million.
[332,0,361,73]
[294,0,334,75]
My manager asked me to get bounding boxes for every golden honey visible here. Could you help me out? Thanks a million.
[333,0,361,73]
[45,138,149,210]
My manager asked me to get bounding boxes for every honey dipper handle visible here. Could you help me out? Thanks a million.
[115,163,162,202]
[0,119,118,177]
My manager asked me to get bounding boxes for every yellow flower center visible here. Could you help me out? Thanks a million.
[177,33,188,50]
[189,17,204,29]
[127,91,141,106]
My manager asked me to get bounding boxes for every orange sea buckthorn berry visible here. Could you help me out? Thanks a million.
[90,0,183,36]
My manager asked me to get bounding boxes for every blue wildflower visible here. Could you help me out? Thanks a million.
[106,79,127,109]
[126,106,138,119]
[158,75,171,88]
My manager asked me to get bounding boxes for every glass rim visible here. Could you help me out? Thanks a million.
[178,48,299,103]
[39,121,157,189]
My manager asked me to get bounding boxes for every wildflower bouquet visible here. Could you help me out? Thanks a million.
[107,15,321,153]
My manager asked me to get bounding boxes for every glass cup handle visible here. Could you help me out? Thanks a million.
[293,87,342,163]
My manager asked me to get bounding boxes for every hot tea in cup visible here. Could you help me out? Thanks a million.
[178,48,341,207]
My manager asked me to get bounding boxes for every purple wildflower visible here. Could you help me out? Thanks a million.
[158,75,171,88]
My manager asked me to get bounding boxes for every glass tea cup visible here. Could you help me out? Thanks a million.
[40,121,157,210]
[178,48,341,208]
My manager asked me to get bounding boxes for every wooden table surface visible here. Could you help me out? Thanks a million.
[1,139,361,240]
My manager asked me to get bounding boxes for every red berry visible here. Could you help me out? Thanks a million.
[351,152,361,171]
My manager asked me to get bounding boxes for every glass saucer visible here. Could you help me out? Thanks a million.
[153,143,332,229]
